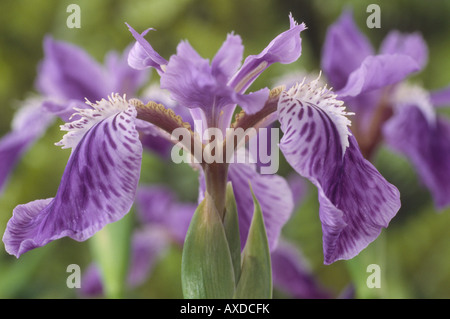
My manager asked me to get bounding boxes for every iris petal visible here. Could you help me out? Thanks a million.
[337,54,420,98]
[230,14,306,97]
[3,96,143,257]
[430,85,450,108]
[36,37,109,102]
[126,24,168,73]
[227,161,294,252]
[321,10,374,90]
[380,30,428,70]
[278,80,400,264]
[0,98,54,194]
[383,105,450,209]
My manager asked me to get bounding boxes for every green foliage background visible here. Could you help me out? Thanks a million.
[1,0,450,298]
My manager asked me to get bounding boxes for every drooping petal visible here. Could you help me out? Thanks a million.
[135,186,195,244]
[380,30,428,71]
[430,85,450,108]
[0,98,54,193]
[36,36,109,102]
[278,79,400,264]
[383,105,450,209]
[229,14,306,97]
[337,54,421,98]
[160,40,217,111]
[271,240,331,299]
[3,95,143,257]
[227,160,294,252]
[126,24,168,73]
[321,10,374,90]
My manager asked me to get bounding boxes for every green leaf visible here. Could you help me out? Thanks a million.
[234,186,272,299]
[223,182,241,284]
[181,193,235,299]
[89,212,133,299]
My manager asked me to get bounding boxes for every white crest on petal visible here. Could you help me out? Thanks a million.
[283,73,354,156]
[392,82,436,125]
[56,93,131,150]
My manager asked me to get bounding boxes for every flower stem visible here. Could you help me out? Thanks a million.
[204,163,229,220]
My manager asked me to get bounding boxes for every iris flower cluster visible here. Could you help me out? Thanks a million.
[0,12,416,295]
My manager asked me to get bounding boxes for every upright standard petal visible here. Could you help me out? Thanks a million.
[211,33,244,83]
[229,14,306,96]
[126,24,168,73]
[0,98,54,193]
[36,37,109,102]
[321,10,374,90]
[3,95,143,257]
[278,79,400,264]
[160,41,217,110]
[383,105,450,209]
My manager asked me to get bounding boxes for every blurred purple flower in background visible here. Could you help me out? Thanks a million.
[0,37,148,194]
[322,10,450,210]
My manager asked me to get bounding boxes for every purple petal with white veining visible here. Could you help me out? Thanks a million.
[383,105,450,209]
[229,14,305,95]
[321,10,374,90]
[380,30,428,71]
[271,240,331,299]
[3,99,142,257]
[278,81,400,264]
[337,54,420,98]
[228,161,294,251]
[126,24,168,73]
[36,36,109,102]
[0,98,54,194]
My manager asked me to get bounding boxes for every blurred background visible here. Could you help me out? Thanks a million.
[1,0,450,299]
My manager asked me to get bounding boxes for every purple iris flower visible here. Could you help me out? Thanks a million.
[127,13,399,264]
[322,10,450,210]
[0,37,148,194]
[3,14,401,267]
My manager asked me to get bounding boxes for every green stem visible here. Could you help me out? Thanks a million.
[203,163,229,220]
